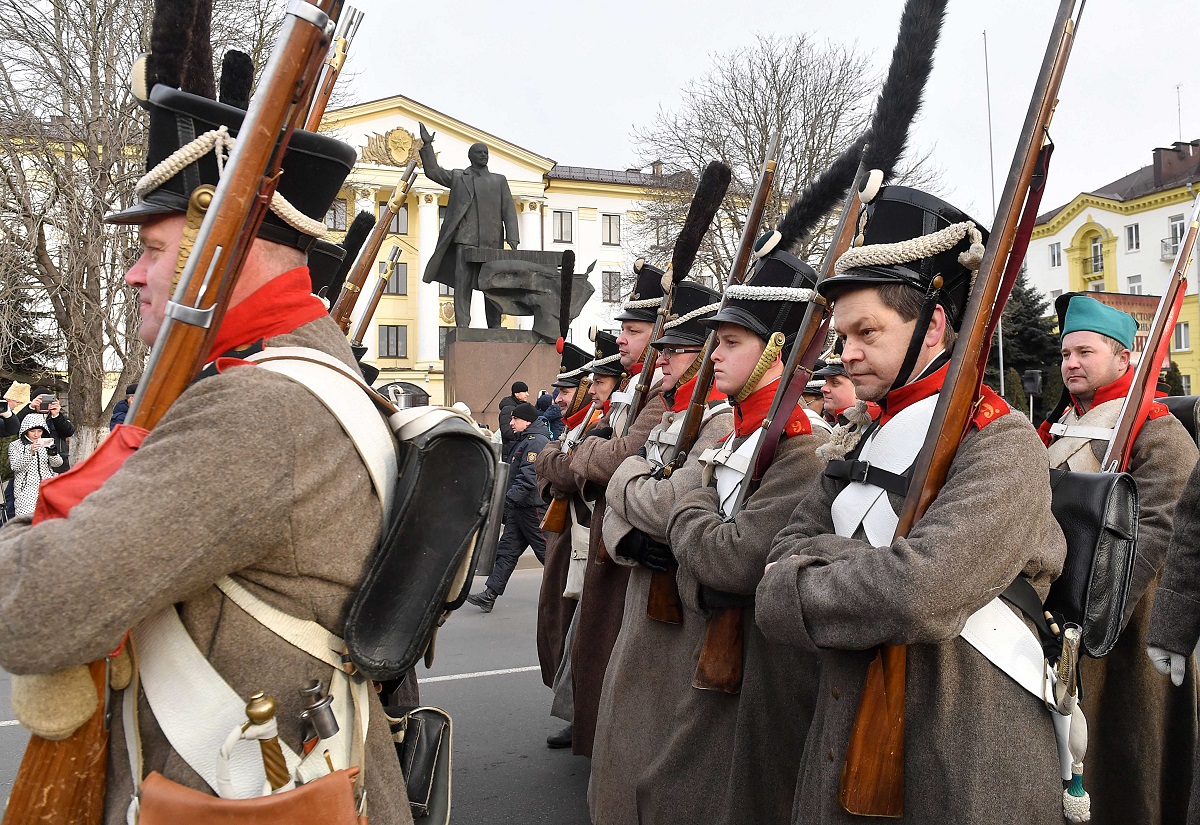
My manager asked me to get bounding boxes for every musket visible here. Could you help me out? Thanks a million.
[331,159,419,334]
[1101,193,1200,472]
[304,4,362,130]
[633,162,731,622]
[663,129,781,482]
[349,244,404,348]
[839,0,1084,815]
[2,5,338,823]
[537,250,579,534]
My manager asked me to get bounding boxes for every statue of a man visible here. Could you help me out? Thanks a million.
[418,123,520,328]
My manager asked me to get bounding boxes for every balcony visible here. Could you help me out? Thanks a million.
[1162,237,1180,262]
[1085,255,1104,275]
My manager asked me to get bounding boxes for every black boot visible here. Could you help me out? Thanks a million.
[546,723,572,749]
[466,588,497,613]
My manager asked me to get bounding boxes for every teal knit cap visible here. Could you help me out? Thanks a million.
[1061,295,1137,349]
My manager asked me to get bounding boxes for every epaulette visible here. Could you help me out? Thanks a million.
[971,385,1011,431]
[1147,400,1170,421]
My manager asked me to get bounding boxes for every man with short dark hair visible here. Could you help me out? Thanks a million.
[1044,293,1198,825]
[110,383,139,430]
[499,380,530,459]
[758,184,1067,824]
[468,401,550,612]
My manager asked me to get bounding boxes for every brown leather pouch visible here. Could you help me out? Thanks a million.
[138,767,365,824]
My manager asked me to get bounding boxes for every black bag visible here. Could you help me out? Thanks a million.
[1044,468,1139,658]
[388,706,452,823]
[345,414,497,679]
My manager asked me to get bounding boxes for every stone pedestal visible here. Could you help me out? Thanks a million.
[444,328,560,430]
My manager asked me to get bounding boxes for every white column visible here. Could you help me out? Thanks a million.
[514,200,544,331]
[416,189,442,363]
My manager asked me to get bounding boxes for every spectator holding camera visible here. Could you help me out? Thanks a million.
[8,414,62,518]
[23,387,74,471]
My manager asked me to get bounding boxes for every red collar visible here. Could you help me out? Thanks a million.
[669,375,725,413]
[206,267,328,362]
[733,378,779,436]
[626,360,644,378]
[1071,368,1134,415]
[879,364,949,426]
[565,405,592,429]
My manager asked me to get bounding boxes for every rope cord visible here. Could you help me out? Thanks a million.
[664,302,721,329]
[736,331,785,403]
[834,220,985,276]
[585,352,622,369]
[623,296,663,309]
[134,126,328,239]
[724,285,815,302]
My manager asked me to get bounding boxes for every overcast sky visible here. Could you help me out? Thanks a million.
[341,0,1198,223]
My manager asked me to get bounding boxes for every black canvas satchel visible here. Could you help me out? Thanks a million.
[388,706,452,823]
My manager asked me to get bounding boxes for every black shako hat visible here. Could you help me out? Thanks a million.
[702,249,818,345]
[589,331,625,377]
[614,258,667,323]
[813,339,848,378]
[653,281,721,348]
[552,340,592,388]
[105,85,357,253]
[817,185,988,332]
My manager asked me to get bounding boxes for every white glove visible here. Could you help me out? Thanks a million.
[1147,645,1186,686]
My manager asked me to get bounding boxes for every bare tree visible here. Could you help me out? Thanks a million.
[633,33,941,286]
[0,0,154,458]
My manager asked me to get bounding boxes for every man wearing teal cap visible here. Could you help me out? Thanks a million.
[1043,292,1198,825]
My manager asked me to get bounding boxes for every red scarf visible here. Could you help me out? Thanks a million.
[730,378,811,439]
[880,363,1009,431]
[206,267,328,361]
[1038,367,1168,446]
[668,374,726,413]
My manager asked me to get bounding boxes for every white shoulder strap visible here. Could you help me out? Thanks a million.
[246,347,397,515]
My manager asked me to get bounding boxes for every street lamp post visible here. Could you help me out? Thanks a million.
[1022,369,1044,423]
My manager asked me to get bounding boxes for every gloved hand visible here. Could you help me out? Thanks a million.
[615,528,674,572]
[1147,645,1187,686]
[584,426,614,441]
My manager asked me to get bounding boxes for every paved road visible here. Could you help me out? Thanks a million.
[0,565,591,824]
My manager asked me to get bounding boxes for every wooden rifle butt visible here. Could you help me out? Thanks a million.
[691,607,744,694]
[540,497,569,533]
[838,645,906,817]
[646,566,683,624]
[595,536,612,565]
[4,659,108,825]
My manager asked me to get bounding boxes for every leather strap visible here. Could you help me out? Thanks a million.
[824,458,912,497]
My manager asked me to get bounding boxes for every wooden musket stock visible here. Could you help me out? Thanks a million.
[349,244,402,347]
[839,1,1083,815]
[686,132,780,689]
[540,404,601,533]
[3,5,338,824]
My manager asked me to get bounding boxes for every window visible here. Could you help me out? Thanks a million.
[1049,242,1062,268]
[439,327,450,359]
[1088,236,1104,273]
[1183,375,1193,395]
[378,324,407,358]
[438,282,454,297]
[1173,322,1191,352]
[601,214,621,246]
[1050,289,1063,301]
[377,203,408,235]
[381,261,407,295]
[1125,223,1140,252]
[1127,274,1143,295]
[552,210,573,243]
[1089,281,1104,292]
[324,198,347,231]
[602,270,621,302]
[1171,214,1187,245]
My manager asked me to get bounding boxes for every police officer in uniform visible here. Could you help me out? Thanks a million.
[468,402,552,612]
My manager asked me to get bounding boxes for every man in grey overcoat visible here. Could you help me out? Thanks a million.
[758,185,1067,824]
[418,123,519,328]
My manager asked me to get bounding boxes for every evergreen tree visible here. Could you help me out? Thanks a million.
[1164,361,1186,396]
[1004,367,1028,418]
[985,267,1061,421]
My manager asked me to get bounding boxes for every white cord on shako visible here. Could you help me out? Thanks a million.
[663,302,721,329]
[134,126,329,239]
[623,296,663,309]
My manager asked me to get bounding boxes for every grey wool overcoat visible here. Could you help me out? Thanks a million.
[629,421,828,825]
[757,410,1066,825]
[1052,412,1198,825]
[535,439,584,687]
[565,386,664,757]
[0,317,413,825]
[587,404,733,825]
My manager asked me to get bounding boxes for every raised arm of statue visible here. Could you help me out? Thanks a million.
[417,122,452,188]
